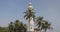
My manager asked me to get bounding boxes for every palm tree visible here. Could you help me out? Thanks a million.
[9,22,14,32]
[20,22,24,32]
[14,20,27,32]
[23,24,27,32]
[24,6,35,31]
[41,20,53,32]
[15,20,20,26]
[14,20,20,32]
[35,16,43,32]
[20,22,27,32]
[24,8,35,21]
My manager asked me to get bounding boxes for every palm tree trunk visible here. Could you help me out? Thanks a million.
[29,18,30,32]
[10,30,11,32]
[40,29,41,32]
[38,27,41,32]
[45,29,46,32]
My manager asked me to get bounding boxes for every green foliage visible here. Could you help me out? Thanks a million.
[0,27,9,32]
[41,20,53,32]
[36,16,43,28]
[24,8,35,21]
[35,16,43,32]
[8,20,27,32]
[0,20,27,32]
[35,16,53,32]
[9,22,14,32]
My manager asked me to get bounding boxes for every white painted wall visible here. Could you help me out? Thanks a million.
[27,17,34,32]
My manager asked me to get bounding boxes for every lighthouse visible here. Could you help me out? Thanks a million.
[27,2,34,32]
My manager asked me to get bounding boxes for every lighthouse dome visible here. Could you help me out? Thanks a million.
[28,2,33,10]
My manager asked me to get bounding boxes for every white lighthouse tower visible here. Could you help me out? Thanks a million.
[27,2,34,32]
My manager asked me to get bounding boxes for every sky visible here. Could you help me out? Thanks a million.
[0,0,60,32]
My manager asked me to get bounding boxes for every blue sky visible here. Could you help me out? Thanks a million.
[0,0,60,32]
